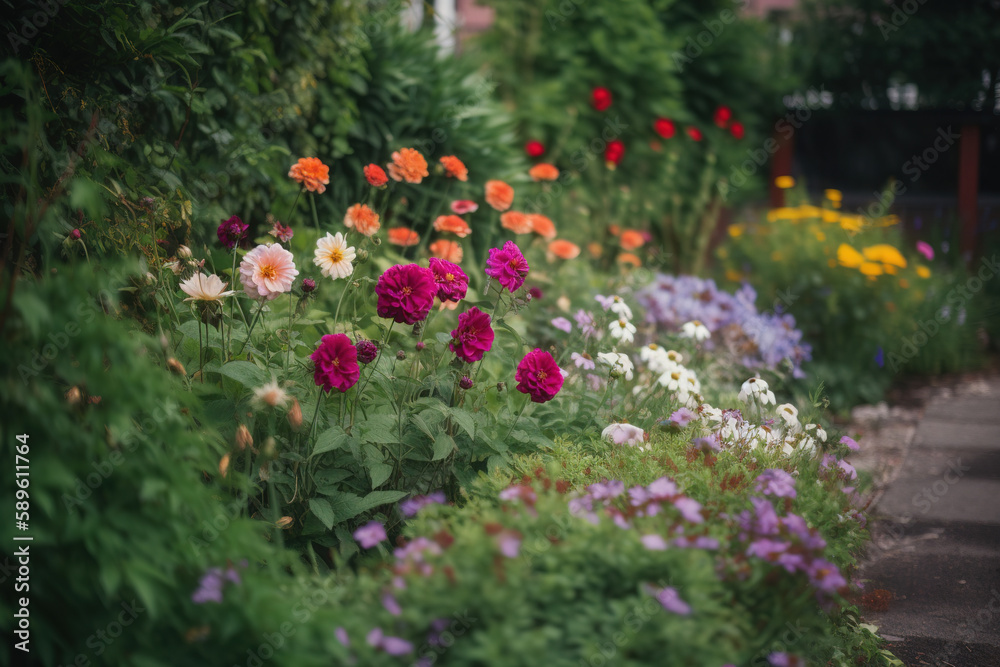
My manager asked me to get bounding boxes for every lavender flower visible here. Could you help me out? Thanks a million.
[353,521,386,549]
[551,317,573,333]
[755,469,797,499]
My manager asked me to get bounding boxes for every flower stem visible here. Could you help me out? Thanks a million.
[285,291,293,373]
[503,396,530,441]
[307,387,324,441]
[237,299,267,357]
[286,186,304,223]
[308,191,320,230]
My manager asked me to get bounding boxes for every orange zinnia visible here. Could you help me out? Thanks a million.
[288,157,330,194]
[343,203,381,237]
[617,253,642,267]
[433,215,472,238]
[440,155,469,182]
[619,229,645,250]
[500,211,532,235]
[527,213,557,240]
[548,239,580,260]
[485,180,514,211]
[429,239,463,263]
[364,164,388,187]
[387,148,429,184]
[387,227,420,247]
[528,163,559,182]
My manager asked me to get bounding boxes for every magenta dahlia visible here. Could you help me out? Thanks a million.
[449,307,495,364]
[515,349,564,403]
[311,334,360,393]
[217,215,249,249]
[484,241,530,293]
[428,257,469,303]
[375,263,437,325]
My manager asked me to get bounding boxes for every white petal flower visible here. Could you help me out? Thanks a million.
[680,320,711,342]
[597,352,634,381]
[253,380,289,408]
[313,232,356,279]
[608,296,633,320]
[179,272,236,302]
[609,318,636,343]
[738,377,770,403]
[602,423,645,446]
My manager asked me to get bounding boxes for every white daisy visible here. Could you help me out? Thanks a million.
[680,319,711,342]
[640,344,673,374]
[313,232,356,279]
[179,272,236,302]
[608,296,633,320]
[738,377,776,405]
[609,318,636,343]
[597,352,634,381]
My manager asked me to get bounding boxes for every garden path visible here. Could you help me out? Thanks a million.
[856,373,1000,667]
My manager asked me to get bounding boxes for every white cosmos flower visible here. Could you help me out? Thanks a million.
[602,423,645,446]
[608,296,633,320]
[776,403,800,432]
[805,423,828,442]
[179,272,236,302]
[680,320,711,342]
[597,352,634,381]
[253,380,289,409]
[313,232,356,279]
[738,377,776,405]
[609,318,636,343]
[640,344,673,374]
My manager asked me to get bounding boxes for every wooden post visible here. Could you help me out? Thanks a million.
[958,123,980,263]
[769,125,794,208]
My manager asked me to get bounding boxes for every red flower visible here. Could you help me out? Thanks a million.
[654,118,675,139]
[713,106,732,128]
[428,257,469,303]
[591,87,612,112]
[375,264,437,325]
[364,164,388,187]
[311,334,360,393]
[525,140,545,158]
[515,349,564,403]
[605,140,625,166]
[730,122,745,140]
[449,307,495,363]
[686,127,703,142]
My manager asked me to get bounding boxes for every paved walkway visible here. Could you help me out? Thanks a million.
[858,376,1000,666]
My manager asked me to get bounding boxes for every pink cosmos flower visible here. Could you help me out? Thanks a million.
[311,334,360,393]
[451,200,479,214]
[916,240,934,260]
[449,307,494,363]
[551,317,572,333]
[239,244,298,300]
[485,240,530,293]
[641,534,668,551]
[497,530,522,558]
[375,263,437,324]
[515,349,564,403]
[353,521,386,549]
[428,257,469,303]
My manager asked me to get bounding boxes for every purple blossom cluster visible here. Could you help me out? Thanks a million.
[736,496,846,598]
[191,561,245,604]
[399,491,446,517]
[636,274,812,378]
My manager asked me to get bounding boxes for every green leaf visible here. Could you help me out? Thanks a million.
[218,361,266,388]
[432,433,455,461]
[308,498,336,530]
[358,490,407,511]
[446,408,476,439]
[313,426,352,456]
[358,413,399,444]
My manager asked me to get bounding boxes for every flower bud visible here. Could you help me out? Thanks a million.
[259,463,271,482]
[356,248,370,264]
[356,339,379,364]
[396,350,406,361]
[415,341,426,351]
[372,236,382,246]
[276,516,294,529]
[301,278,316,293]
[287,399,303,431]
[496,381,506,392]
[459,376,473,390]
[235,424,253,452]
[70,229,82,241]
[177,245,192,258]
[167,358,187,376]
[145,272,157,285]
[65,386,82,405]
[262,436,277,459]
[219,453,231,478]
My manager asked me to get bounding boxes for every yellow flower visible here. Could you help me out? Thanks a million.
[798,205,823,219]
[916,265,931,278]
[863,244,907,268]
[775,175,795,189]
[859,261,884,276]
[814,230,827,242]
[837,244,865,268]
[822,210,840,224]
[768,207,800,222]
[725,269,743,282]
[832,201,842,209]
[824,189,843,202]
[728,224,745,237]
[839,215,863,233]
[877,214,900,227]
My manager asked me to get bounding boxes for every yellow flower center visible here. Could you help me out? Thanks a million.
[445,273,455,282]
[536,371,546,380]
[327,248,344,264]
[402,286,412,295]
[259,265,277,280]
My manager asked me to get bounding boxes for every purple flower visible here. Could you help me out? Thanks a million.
[588,480,626,500]
[571,352,595,370]
[739,497,780,536]
[667,407,697,429]
[652,586,691,615]
[574,309,598,338]
[70,228,82,241]
[551,317,573,333]
[484,241,530,293]
[376,263,438,325]
[428,257,469,303]
[497,531,522,558]
[808,559,846,594]
[217,215,249,249]
[755,469,797,499]
[356,339,379,364]
[840,435,860,451]
[641,534,668,551]
[449,307,495,363]
[191,564,243,604]
[399,491,446,517]
[302,278,316,293]
[586,374,604,391]
[674,497,703,523]
[382,592,402,616]
[335,627,350,647]
[367,627,414,656]
[690,435,722,453]
[747,538,790,560]
[838,459,858,481]
[353,521,386,549]
[459,375,474,390]
[647,477,678,499]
